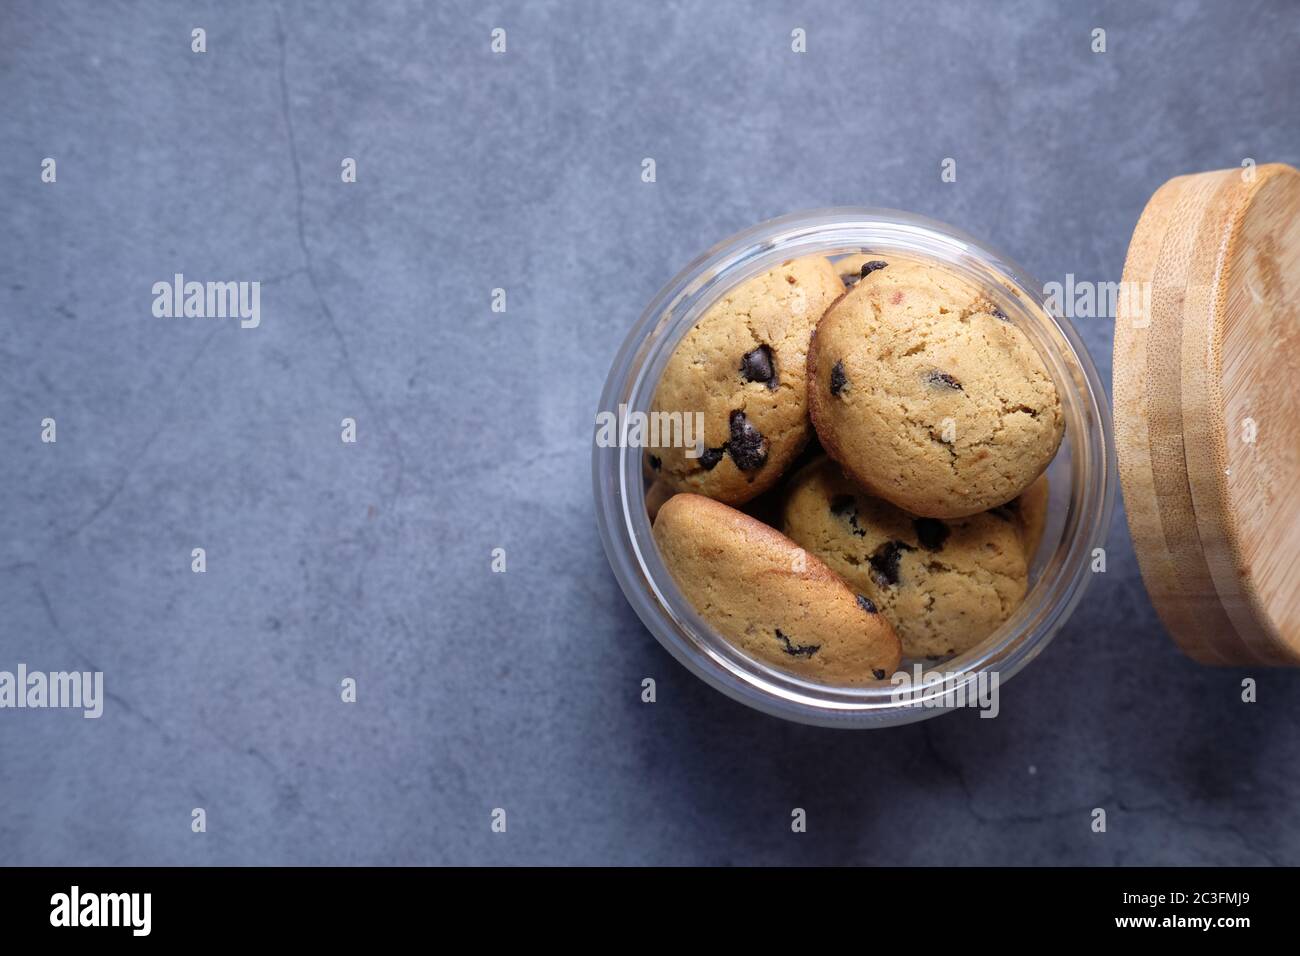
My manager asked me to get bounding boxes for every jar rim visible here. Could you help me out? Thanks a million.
[593,207,1116,728]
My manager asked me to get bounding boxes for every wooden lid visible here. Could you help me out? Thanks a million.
[1115,163,1300,665]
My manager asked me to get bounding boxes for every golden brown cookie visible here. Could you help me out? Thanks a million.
[781,457,1029,659]
[648,257,844,505]
[653,493,901,684]
[807,258,1063,518]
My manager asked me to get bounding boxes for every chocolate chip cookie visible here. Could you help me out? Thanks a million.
[648,256,844,505]
[653,492,901,683]
[781,457,1029,659]
[807,257,1064,518]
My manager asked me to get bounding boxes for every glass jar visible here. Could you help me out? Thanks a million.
[593,208,1115,728]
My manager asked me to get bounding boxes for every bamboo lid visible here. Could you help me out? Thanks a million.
[1115,162,1300,665]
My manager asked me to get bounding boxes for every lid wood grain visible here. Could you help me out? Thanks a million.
[1115,163,1300,665]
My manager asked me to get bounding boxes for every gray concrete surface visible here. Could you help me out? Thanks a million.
[2,0,1298,865]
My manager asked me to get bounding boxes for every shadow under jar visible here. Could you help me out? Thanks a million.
[594,208,1115,728]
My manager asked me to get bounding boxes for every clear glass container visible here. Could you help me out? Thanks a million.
[593,208,1115,728]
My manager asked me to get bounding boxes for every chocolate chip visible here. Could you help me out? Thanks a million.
[913,517,950,552]
[926,370,963,390]
[859,260,888,277]
[648,455,661,471]
[992,307,1009,321]
[699,447,725,470]
[740,345,777,389]
[868,540,913,587]
[726,410,767,471]
[775,628,820,658]
[831,495,866,536]
[830,361,847,396]
[872,668,887,680]
[856,594,878,614]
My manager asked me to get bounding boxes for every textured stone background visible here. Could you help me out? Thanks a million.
[2,0,1298,865]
